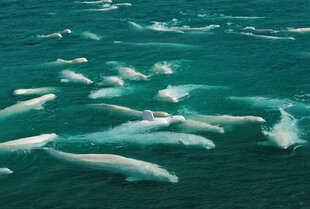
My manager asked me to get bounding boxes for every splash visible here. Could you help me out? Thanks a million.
[158,84,226,103]
[260,108,307,149]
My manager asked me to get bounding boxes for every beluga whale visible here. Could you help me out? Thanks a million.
[0,94,56,120]
[44,148,178,183]
[56,57,88,64]
[0,134,58,151]
[0,168,13,175]
[89,103,170,117]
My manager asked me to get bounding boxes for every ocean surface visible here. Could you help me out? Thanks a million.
[0,0,310,208]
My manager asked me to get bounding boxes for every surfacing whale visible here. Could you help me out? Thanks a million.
[89,103,170,117]
[13,87,59,95]
[44,148,178,183]
[60,70,93,84]
[56,58,88,64]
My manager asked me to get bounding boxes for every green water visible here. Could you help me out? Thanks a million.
[0,0,310,208]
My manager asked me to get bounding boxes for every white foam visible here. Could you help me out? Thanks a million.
[60,70,93,84]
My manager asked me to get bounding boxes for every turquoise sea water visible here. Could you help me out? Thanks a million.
[1,0,310,208]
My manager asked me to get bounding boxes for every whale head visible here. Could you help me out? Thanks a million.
[244,116,266,123]
[63,29,71,34]
[41,94,57,101]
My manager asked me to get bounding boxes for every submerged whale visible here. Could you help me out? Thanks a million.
[60,70,93,84]
[89,87,132,99]
[56,58,88,64]
[13,87,59,95]
[0,134,57,151]
[44,148,178,183]
[0,168,13,175]
[179,119,225,134]
[89,103,170,117]
[102,76,124,86]
[88,5,118,11]
[188,115,266,126]
[0,94,56,120]
[37,33,62,39]
[178,24,220,31]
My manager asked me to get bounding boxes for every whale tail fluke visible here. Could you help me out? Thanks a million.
[143,110,155,121]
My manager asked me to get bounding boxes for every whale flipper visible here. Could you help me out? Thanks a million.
[126,176,142,182]
[142,110,155,121]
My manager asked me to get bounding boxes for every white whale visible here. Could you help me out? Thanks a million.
[260,109,307,149]
[178,24,220,31]
[157,84,225,103]
[244,27,278,34]
[88,5,118,11]
[81,31,102,41]
[81,0,112,3]
[62,29,72,34]
[0,134,57,151]
[103,76,124,86]
[241,32,295,40]
[0,168,13,175]
[60,70,93,84]
[179,119,224,134]
[116,66,148,80]
[114,3,131,6]
[13,87,59,95]
[38,33,62,39]
[56,57,88,64]
[188,115,266,126]
[89,103,170,117]
[151,63,173,74]
[89,87,132,99]
[0,94,56,120]
[288,27,310,33]
[44,148,178,183]
[128,21,144,30]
